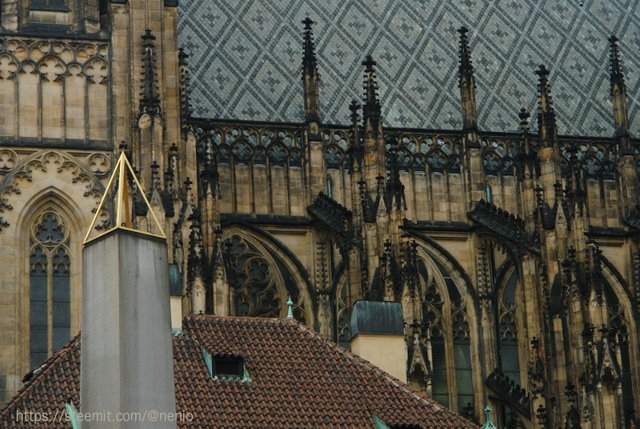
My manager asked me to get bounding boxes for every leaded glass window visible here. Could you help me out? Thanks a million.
[499,273,520,384]
[423,280,448,406]
[431,339,448,406]
[29,211,71,368]
[601,284,635,426]
[498,271,520,426]
[453,311,473,411]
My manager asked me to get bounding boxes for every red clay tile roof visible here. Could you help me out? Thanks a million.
[0,315,478,428]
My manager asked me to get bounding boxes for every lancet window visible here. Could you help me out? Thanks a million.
[29,211,71,368]
[422,261,474,413]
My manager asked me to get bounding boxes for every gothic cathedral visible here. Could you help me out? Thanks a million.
[0,1,637,428]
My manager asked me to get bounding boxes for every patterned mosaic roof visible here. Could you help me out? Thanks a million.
[177,0,640,136]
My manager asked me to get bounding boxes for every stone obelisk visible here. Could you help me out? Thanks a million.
[81,153,177,429]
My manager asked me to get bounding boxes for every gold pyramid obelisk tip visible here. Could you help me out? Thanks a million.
[84,152,166,244]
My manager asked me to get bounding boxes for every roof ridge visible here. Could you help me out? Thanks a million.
[185,314,287,323]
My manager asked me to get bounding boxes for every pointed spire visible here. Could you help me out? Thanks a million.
[458,27,473,73]
[458,27,478,138]
[302,17,321,127]
[481,406,497,429]
[609,35,630,142]
[179,48,193,129]
[609,35,624,90]
[286,296,294,319]
[150,160,160,192]
[362,55,383,140]
[187,206,204,287]
[519,108,530,134]
[302,17,318,78]
[348,100,362,172]
[140,29,161,117]
[536,65,557,148]
[385,139,406,212]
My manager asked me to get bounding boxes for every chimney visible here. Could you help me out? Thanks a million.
[168,263,184,332]
[348,300,407,382]
[81,153,177,429]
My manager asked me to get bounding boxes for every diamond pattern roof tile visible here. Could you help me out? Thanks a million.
[178,0,640,136]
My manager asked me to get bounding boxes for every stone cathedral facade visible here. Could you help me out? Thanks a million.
[0,1,638,429]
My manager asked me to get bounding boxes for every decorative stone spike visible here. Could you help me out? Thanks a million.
[609,35,631,142]
[536,65,557,147]
[140,29,161,117]
[458,26,478,139]
[302,17,321,127]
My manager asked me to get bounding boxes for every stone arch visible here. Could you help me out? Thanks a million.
[598,256,640,420]
[37,54,65,82]
[219,225,315,325]
[17,188,85,375]
[406,230,482,417]
[329,260,349,344]
[83,57,108,84]
[0,150,105,232]
[0,150,105,395]
[407,230,479,314]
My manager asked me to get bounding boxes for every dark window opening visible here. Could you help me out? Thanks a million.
[201,347,250,381]
[431,339,448,407]
[30,0,69,12]
[29,212,71,369]
[214,357,244,378]
[100,0,109,15]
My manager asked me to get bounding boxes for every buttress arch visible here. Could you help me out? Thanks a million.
[218,225,315,325]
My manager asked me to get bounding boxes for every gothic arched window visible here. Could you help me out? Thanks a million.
[498,273,520,384]
[496,270,523,428]
[226,234,280,318]
[423,280,447,406]
[29,211,71,369]
[421,262,474,414]
[594,280,636,426]
[452,294,473,413]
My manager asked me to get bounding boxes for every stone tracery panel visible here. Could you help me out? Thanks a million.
[0,37,110,146]
[222,233,310,324]
[226,234,281,318]
[195,122,306,216]
[0,149,109,232]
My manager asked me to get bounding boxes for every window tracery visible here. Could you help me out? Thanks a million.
[226,234,280,318]
[420,263,474,413]
[589,280,635,425]
[499,272,520,384]
[29,210,71,369]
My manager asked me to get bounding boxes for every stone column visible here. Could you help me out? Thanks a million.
[81,230,177,429]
